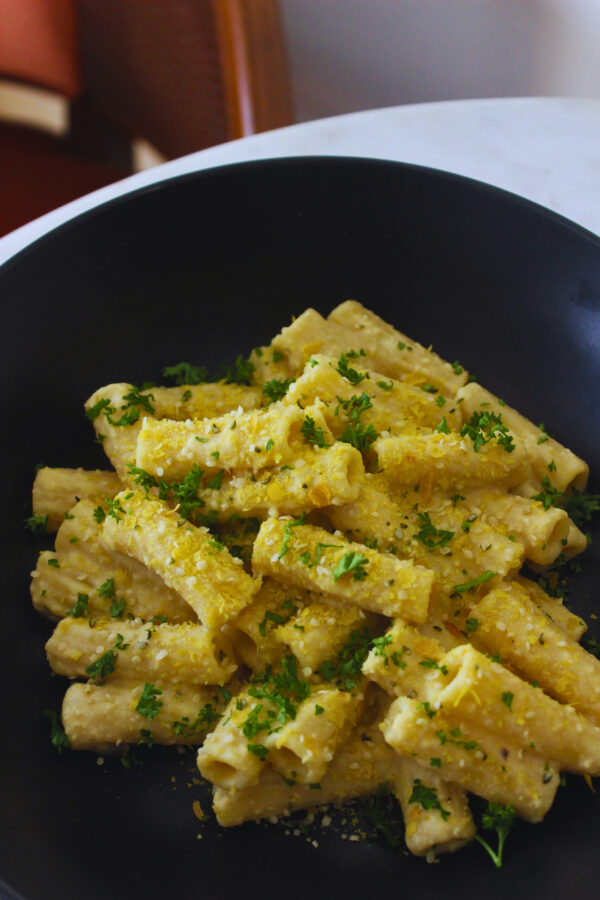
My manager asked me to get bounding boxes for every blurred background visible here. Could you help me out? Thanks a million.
[1,0,599,237]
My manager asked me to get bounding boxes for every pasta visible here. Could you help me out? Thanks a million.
[27,300,600,867]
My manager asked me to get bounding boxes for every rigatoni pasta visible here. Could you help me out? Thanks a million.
[27,300,600,868]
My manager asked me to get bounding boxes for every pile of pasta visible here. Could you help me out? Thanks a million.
[31,300,600,859]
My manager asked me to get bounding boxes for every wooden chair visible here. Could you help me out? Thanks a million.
[0,0,293,237]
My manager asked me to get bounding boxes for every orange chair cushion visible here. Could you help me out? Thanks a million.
[0,0,80,96]
[0,121,130,236]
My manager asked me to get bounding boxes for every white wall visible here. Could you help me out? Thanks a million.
[280,0,600,122]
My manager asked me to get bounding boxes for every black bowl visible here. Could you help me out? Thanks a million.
[2,157,600,900]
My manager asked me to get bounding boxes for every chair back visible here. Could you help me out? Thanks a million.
[77,0,292,158]
[0,0,80,96]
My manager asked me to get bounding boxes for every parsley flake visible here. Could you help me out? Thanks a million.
[162,362,210,385]
[278,513,306,559]
[452,570,496,595]
[66,593,89,618]
[501,691,514,709]
[300,415,329,447]
[43,709,70,753]
[135,683,163,719]
[334,351,367,386]
[262,377,295,403]
[475,802,516,868]
[332,551,369,582]
[409,779,450,821]
[461,409,515,453]
[24,514,48,533]
[413,512,454,549]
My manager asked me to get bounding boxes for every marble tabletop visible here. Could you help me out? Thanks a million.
[1,96,600,266]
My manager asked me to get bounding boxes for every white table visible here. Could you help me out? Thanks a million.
[1,96,600,265]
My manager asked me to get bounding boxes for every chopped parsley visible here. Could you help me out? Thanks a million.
[205,468,223,491]
[532,477,600,530]
[162,362,210,385]
[109,596,126,618]
[65,593,89,618]
[419,658,449,676]
[135,683,163,719]
[105,497,128,521]
[585,637,600,659]
[120,386,155,416]
[336,392,372,420]
[172,465,209,514]
[258,600,298,637]
[475,802,516,868]
[413,512,454,549]
[501,691,514,709]
[163,355,254,387]
[278,513,306,559]
[90,386,156,428]
[244,655,311,738]
[24,514,48,533]
[207,536,225,554]
[356,786,404,847]
[85,647,118,684]
[452,570,496,595]
[334,351,368,386]
[332,550,369,582]
[262,377,295,403]
[300,415,329,447]
[221,355,255,385]
[461,409,515,453]
[127,463,159,495]
[436,727,478,751]
[299,542,340,568]
[409,779,450,821]
[86,397,113,420]
[372,635,393,659]
[318,627,373,691]
[94,497,128,523]
[128,463,210,522]
[339,421,379,453]
[43,709,70,753]
[247,743,269,758]
[97,578,115,600]
[537,423,550,444]
[172,703,221,738]
[334,392,379,452]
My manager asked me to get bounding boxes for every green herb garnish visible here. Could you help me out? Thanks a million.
[475,802,516,868]
[135,683,163,719]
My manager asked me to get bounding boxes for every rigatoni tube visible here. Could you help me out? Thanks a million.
[63,679,222,750]
[46,618,236,687]
[252,517,433,621]
[381,696,559,823]
[100,489,261,628]
[434,644,600,774]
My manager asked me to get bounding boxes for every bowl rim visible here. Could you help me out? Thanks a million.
[2,155,600,281]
